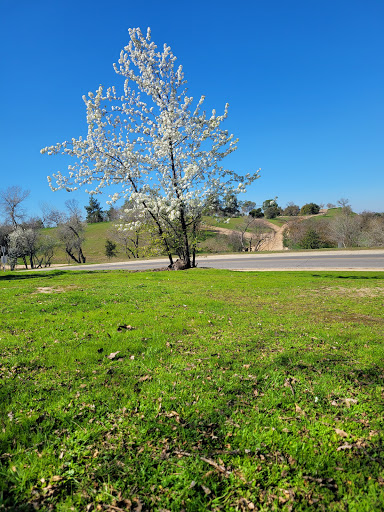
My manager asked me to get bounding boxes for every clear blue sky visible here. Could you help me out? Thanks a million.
[1,0,383,219]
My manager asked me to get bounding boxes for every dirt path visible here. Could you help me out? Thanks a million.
[203,222,286,251]
[204,212,329,252]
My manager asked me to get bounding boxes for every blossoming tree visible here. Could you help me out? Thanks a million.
[41,27,259,268]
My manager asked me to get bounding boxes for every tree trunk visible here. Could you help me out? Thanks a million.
[65,248,80,264]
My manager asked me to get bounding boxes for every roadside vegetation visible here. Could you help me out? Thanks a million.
[0,269,383,510]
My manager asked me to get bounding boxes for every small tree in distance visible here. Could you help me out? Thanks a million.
[41,27,259,269]
[300,203,320,215]
[263,198,281,219]
[283,202,300,216]
[0,186,30,228]
[85,197,104,223]
[105,240,117,259]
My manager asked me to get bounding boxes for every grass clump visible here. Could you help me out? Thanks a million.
[0,269,383,511]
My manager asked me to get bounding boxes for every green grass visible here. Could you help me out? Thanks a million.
[202,216,247,230]
[1,269,383,511]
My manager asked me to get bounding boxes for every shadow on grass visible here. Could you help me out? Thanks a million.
[311,273,384,280]
[273,351,384,387]
[0,270,69,281]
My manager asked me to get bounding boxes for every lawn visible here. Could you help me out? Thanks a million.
[0,269,383,511]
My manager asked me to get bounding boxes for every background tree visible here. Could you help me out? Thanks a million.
[105,239,117,259]
[85,197,104,223]
[249,208,264,218]
[35,235,59,268]
[262,198,281,219]
[337,197,350,209]
[232,218,272,251]
[57,201,87,263]
[0,186,30,228]
[329,210,361,248]
[300,203,320,215]
[283,202,300,216]
[42,27,258,269]
[239,200,256,216]
[283,218,334,249]
[205,193,222,215]
[220,192,240,217]
[358,214,384,247]
[41,203,66,227]
[299,228,322,249]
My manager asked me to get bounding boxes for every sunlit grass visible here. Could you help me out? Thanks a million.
[0,269,383,510]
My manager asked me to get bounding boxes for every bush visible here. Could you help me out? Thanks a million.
[105,239,117,259]
[300,203,320,215]
[249,208,264,218]
[283,204,300,216]
[284,218,335,249]
[299,229,322,249]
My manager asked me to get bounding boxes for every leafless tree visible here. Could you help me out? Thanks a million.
[40,202,66,227]
[329,211,361,248]
[233,218,273,251]
[0,186,30,227]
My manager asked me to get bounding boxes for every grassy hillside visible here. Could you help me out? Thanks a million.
[0,269,383,510]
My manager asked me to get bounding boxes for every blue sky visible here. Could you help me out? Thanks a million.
[1,0,383,219]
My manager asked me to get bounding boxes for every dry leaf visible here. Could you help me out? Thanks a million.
[335,428,349,438]
[138,375,152,382]
[337,443,353,451]
[200,456,231,476]
[344,398,358,408]
[107,351,120,360]
[201,485,211,495]
[295,404,306,416]
[51,475,62,481]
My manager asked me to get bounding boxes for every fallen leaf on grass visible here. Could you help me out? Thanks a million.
[331,398,358,408]
[335,428,349,438]
[107,351,120,360]
[201,485,211,495]
[295,404,306,416]
[344,398,358,407]
[138,375,152,382]
[200,456,231,476]
[337,443,353,451]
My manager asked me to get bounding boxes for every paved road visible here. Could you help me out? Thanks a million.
[32,250,384,272]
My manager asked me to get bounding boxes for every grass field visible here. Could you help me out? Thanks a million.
[0,269,383,511]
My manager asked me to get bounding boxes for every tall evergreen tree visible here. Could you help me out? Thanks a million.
[85,197,104,223]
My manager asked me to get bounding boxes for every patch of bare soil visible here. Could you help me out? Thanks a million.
[315,287,384,298]
[34,285,80,294]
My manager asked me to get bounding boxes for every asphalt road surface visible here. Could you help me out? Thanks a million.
[31,250,384,272]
